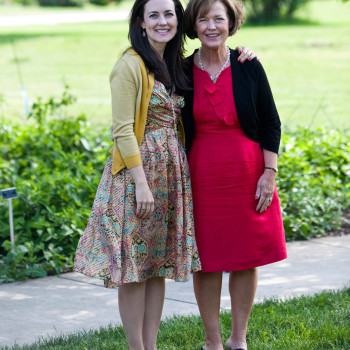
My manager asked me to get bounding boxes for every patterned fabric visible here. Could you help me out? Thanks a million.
[74,81,201,288]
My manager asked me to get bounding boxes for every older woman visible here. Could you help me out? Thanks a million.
[182,1,287,349]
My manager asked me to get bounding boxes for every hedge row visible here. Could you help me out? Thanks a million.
[0,92,109,282]
[14,0,124,7]
[0,94,349,283]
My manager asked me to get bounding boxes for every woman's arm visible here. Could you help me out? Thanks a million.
[255,61,281,154]
[110,56,142,168]
[110,55,154,219]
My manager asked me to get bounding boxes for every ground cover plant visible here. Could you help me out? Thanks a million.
[278,127,350,239]
[1,288,349,349]
[0,90,349,282]
[0,0,349,131]
[0,90,109,282]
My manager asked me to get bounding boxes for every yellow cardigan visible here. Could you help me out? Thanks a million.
[109,49,185,175]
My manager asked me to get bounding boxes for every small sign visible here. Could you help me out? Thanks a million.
[1,188,17,200]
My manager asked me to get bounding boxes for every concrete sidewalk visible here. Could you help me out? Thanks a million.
[0,235,349,348]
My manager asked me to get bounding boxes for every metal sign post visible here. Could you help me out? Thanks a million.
[1,187,18,250]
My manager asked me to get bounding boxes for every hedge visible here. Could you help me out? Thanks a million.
[0,92,349,283]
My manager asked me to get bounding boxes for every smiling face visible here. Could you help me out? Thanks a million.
[141,0,178,56]
[195,0,230,51]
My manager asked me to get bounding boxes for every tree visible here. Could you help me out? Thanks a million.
[244,0,311,23]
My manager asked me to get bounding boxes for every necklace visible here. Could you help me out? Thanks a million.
[198,46,230,82]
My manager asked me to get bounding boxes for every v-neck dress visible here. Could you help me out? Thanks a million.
[74,80,201,287]
[187,64,287,272]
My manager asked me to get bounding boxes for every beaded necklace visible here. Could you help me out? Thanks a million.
[198,46,230,82]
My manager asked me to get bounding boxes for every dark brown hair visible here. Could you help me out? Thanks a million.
[129,0,189,93]
[184,0,245,39]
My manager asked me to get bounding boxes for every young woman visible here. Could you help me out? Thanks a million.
[74,1,201,348]
[74,0,255,348]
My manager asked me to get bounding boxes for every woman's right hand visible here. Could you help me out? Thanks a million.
[255,170,275,214]
[135,183,154,219]
[236,46,260,62]
[129,165,155,219]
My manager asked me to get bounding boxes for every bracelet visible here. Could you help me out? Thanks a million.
[264,166,278,173]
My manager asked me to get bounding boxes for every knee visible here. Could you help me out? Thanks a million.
[247,267,257,274]
[144,344,156,350]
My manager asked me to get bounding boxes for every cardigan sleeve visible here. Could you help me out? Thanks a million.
[109,55,142,168]
[181,55,195,151]
[255,61,281,154]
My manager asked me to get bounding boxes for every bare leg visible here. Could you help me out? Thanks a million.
[225,268,258,350]
[193,271,224,350]
[118,281,146,350]
[143,278,166,350]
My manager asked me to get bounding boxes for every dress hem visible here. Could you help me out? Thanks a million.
[73,265,201,288]
[197,253,287,273]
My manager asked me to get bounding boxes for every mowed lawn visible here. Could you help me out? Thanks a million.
[0,0,350,132]
[2,288,349,350]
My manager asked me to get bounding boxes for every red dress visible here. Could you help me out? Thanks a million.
[188,64,287,272]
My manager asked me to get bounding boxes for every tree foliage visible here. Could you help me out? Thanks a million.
[243,0,311,23]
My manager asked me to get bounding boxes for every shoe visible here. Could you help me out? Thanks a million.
[200,347,205,350]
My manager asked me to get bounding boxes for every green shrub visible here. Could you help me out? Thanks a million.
[37,0,87,7]
[89,0,109,6]
[12,0,38,6]
[278,127,350,240]
[0,89,109,283]
[0,91,349,282]
[244,0,311,23]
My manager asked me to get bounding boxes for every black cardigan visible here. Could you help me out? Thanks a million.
[181,49,281,154]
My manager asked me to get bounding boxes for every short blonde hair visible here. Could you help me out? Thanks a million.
[184,0,245,39]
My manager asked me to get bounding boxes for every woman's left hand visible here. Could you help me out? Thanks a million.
[236,46,260,63]
[255,170,276,213]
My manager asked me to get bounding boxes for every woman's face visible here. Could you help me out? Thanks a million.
[141,0,178,53]
[195,0,230,51]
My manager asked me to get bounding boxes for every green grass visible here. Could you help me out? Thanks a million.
[0,0,350,132]
[2,288,349,349]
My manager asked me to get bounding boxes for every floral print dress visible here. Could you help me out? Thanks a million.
[74,81,201,287]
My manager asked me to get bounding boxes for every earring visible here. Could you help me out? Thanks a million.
[142,29,146,38]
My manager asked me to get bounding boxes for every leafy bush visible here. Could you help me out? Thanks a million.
[277,127,350,240]
[89,0,109,6]
[0,91,349,283]
[244,0,311,23]
[12,0,38,6]
[0,89,109,283]
[37,0,87,7]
